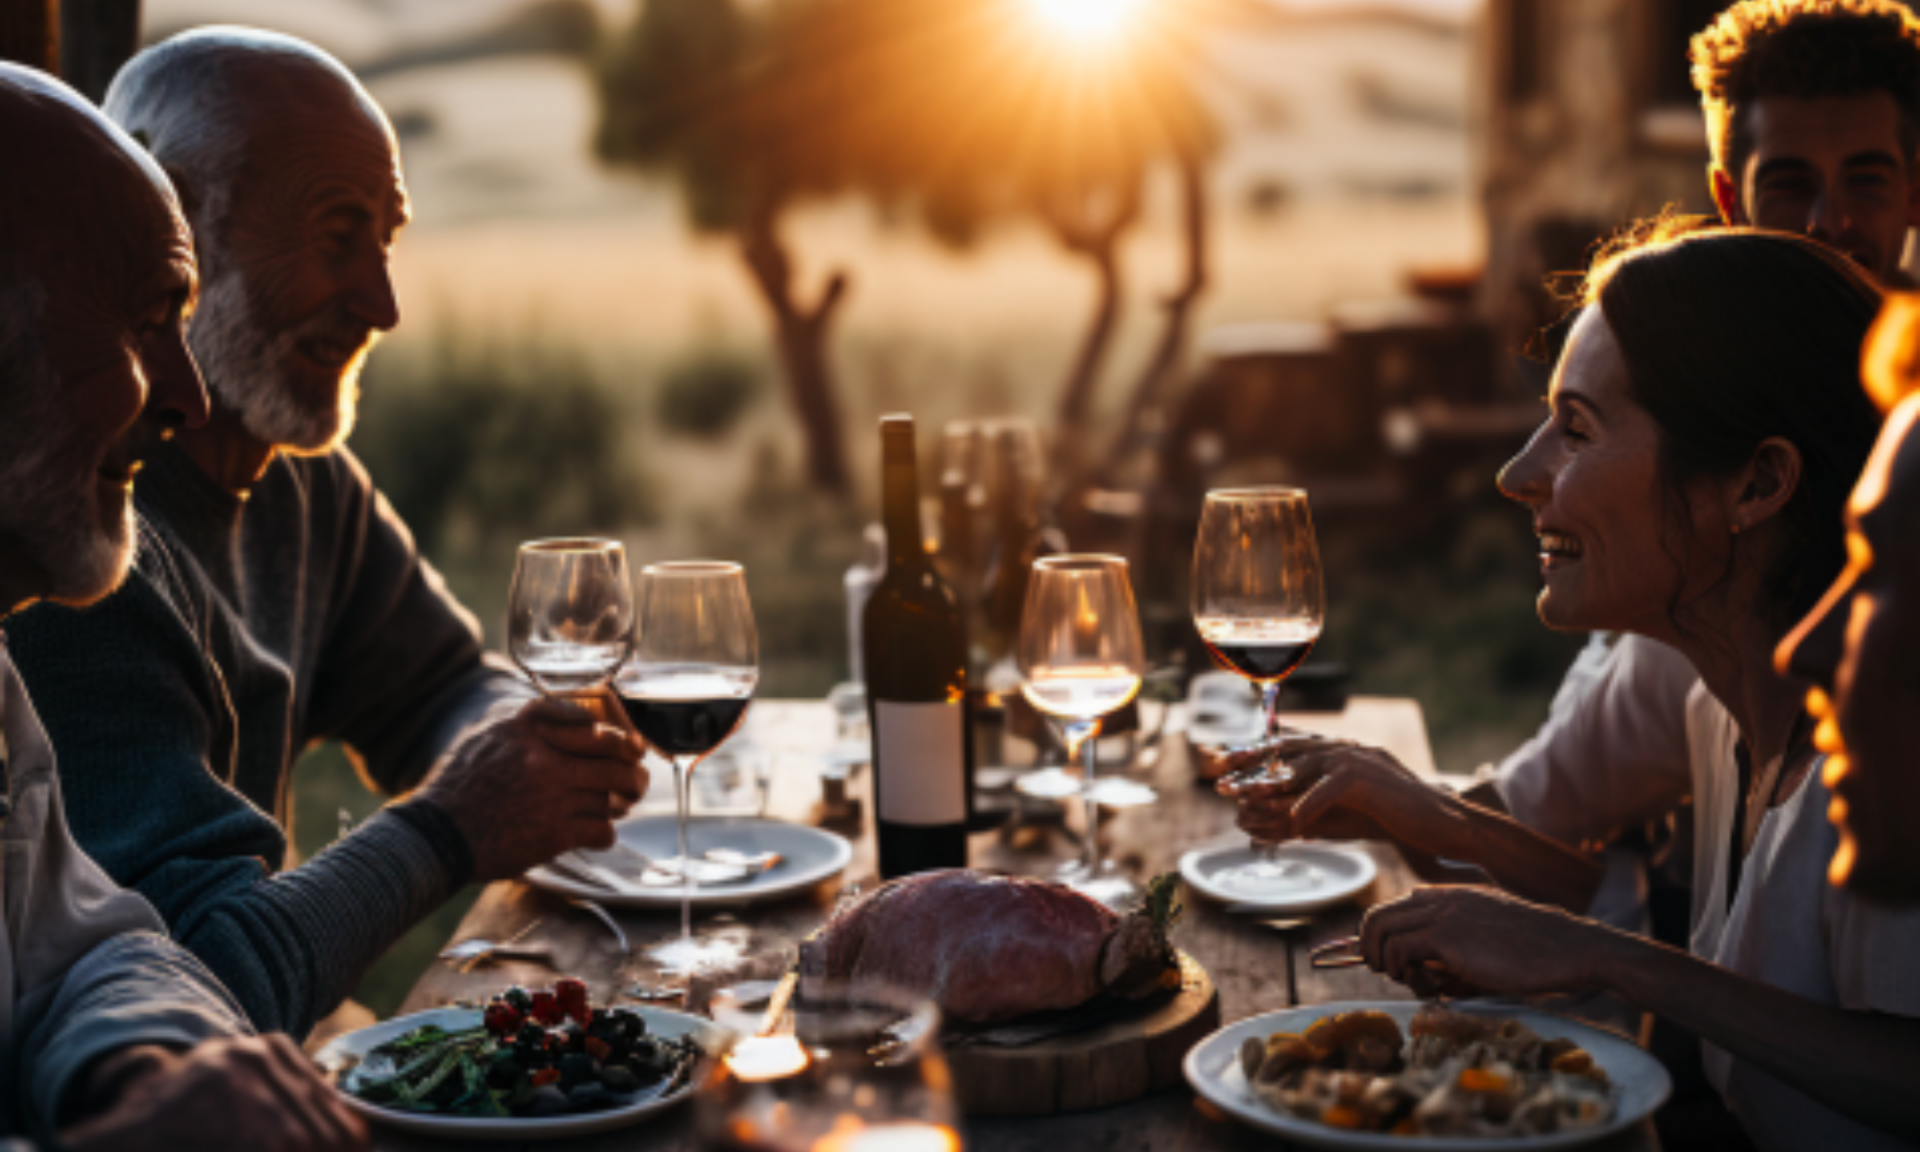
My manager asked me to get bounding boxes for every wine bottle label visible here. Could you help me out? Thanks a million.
[873,700,966,825]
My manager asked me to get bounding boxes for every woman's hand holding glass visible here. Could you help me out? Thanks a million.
[1220,735,1473,858]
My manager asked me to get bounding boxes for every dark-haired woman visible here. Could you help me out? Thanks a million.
[1232,227,1920,1148]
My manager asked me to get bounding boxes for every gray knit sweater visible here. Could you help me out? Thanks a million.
[7,441,528,1037]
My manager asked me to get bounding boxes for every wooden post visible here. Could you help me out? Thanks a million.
[61,0,141,102]
[0,0,60,73]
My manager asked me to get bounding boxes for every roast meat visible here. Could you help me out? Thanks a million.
[797,870,1177,1024]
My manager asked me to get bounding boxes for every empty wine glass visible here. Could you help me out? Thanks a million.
[617,561,758,975]
[1191,487,1326,895]
[1018,554,1147,907]
[506,538,633,695]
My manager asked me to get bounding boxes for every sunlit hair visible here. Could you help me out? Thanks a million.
[1862,292,1920,411]
[1692,0,1920,176]
[1579,223,1886,628]
[104,27,395,244]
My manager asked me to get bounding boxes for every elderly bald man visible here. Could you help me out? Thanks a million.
[7,28,649,1040]
[0,65,363,1152]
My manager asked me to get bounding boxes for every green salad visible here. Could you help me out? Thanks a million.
[331,979,702,1118]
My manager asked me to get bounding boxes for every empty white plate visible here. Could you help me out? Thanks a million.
[526,816,852,909]
[1178,839,1377,914]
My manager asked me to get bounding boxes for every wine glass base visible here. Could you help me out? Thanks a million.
[1211,858,1323,898]
[1013,766,1082,800]
[1056,860,1139,908]
[646,932,746,976]
[1084,777,1158,809]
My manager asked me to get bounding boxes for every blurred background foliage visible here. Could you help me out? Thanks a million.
[121,0,1568,1016]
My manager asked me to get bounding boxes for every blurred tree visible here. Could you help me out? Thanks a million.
[593,0,1228,494]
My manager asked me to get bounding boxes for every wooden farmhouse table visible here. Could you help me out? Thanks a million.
[371,698,1661,1151]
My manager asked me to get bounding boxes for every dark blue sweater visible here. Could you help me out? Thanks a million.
[7,442,525,1037]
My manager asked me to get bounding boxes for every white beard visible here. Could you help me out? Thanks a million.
[188,268,371,454]
[0,343,133,606]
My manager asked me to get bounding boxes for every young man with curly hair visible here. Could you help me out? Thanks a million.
[1696,0,1920,283]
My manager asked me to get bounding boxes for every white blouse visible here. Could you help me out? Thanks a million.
[1685,683,1920,1152]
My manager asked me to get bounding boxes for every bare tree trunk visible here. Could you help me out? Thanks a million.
[1108,152,1209,481]
[1056,241,1123,433]
[0,0,59,72]
[59,0,140,102]
[1046,179,1142,479]
[739,203,851,495]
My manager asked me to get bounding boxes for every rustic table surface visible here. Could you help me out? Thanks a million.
[369,698,1660,1151]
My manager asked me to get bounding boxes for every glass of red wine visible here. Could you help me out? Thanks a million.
[617,560,758,974]
[1191,488,1326,891]
[1018,555,1147,907]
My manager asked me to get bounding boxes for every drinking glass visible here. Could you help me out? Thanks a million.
[1191,487,1326,893]
[1018,554,1147,906]
[506,538,633,695]
[696,982,960,1152]
[617,561,758,974]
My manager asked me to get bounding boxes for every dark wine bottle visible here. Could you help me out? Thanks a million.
[863,414,973,878]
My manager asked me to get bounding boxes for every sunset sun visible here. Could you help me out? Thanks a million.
[1026,0,1146,40]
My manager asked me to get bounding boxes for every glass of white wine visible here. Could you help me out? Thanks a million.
[506,538,633,695]
[1191,488,1327,895]
[1018,554,1147,907]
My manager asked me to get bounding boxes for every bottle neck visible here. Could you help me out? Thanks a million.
[882,456,925,569]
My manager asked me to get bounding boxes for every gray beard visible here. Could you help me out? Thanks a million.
[188,269,367,454]
[0,343,133,606]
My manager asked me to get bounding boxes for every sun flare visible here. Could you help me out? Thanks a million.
[1027,0,1145,40]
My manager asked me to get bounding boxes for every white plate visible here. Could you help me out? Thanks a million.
[526,816,852,909]
[1178,840,1377,913]
[1183,1001,1671,1151]
[316,1005,716,1141]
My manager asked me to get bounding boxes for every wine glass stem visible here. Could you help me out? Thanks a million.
[1259,679,1284,865]
[674,754,696,944]
[1079,731,1101,879]
[1063,719,1101,879]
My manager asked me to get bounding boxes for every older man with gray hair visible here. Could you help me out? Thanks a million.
[0,64,364,1152]
[8,27,651,1040]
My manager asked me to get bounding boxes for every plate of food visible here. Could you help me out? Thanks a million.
[1183,1001,1670,1150]
[1178,839,1377,913]
[525,816,852,909]
[316,978,718,1140]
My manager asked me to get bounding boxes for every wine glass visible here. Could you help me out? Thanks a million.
[1191,487,1326,894]
[696,981,959,1152]
[617,561,758,974]
[1018,554,1147,907]
[506,538,633,695]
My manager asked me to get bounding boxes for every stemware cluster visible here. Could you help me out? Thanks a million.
[508,540,759,974]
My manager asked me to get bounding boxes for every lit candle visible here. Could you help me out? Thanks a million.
[725,1035,811,1083]
[812,1118,961,1152]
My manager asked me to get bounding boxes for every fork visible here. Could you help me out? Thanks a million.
[569,897,630,954]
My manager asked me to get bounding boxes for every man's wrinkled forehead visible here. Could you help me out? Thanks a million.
[225,56,407,205]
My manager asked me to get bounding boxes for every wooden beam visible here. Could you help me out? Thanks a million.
[61,0,141,103]
[0,0,60,75]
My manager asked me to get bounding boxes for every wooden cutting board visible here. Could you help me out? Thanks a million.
[946,951,1220,1115]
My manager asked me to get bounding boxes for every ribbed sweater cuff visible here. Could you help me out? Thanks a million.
[389,797,475,890]
[266,809,455,1022]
